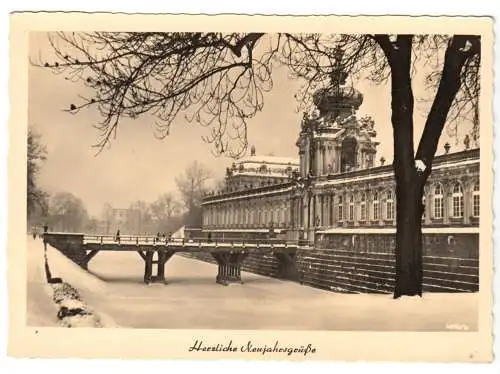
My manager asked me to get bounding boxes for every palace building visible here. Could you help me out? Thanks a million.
[200,51,480,252]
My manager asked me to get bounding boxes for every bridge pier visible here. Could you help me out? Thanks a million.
[212,251,248,286]
[138,249,176,285]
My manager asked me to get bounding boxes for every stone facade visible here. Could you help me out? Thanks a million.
[201,47,480,250]
[202,46,480,254]
[202,149,479,243]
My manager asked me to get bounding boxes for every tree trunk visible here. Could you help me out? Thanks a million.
[380,35,427,298]
[373,34,478,298]
[393,171,425,298]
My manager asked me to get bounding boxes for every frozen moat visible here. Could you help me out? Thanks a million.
[27,237,479,331]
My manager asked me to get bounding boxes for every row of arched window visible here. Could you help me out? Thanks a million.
[329,190,394,224]
[203,201,291,227]
[318,180,479,226]
[203,179,480,229]
[425,181,479,220]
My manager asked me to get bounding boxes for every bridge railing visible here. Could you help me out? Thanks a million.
[82,234,302,247]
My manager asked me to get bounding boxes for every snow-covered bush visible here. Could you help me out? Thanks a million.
[50,281,102,327]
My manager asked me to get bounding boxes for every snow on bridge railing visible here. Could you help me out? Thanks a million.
[82,234,301,248]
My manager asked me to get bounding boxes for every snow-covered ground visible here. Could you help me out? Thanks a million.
[31,238,479,331]
[26,236,115,328]
[26,236,59,326]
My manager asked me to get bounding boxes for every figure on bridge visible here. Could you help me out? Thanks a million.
[115,229,121,243]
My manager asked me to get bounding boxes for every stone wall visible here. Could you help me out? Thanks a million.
[295,248,478,293]
[43,233,87,269]
[184,233,479,294]
[316,233,479,259]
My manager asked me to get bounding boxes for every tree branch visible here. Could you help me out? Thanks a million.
[224,33,265,57]
[416,35,480,166]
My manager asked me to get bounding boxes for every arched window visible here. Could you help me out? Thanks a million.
[341,137,357,172]
[473,181,480,217]
[452,182,464,218]
[360,193,367,221]
[338,195,344,222]
[433,184,444,219]
[320,196,325,225]
[349,194,355,221]
[385,191,394,220]
[329,195,334,226]
[372,192,379,221]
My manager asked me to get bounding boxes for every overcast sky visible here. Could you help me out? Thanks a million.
[28,32,472,217]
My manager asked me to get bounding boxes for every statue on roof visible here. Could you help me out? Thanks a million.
[329,45,348,89]
[250,145,256,156]
[360,116,374,130]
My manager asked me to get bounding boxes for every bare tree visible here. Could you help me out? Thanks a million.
[86,217,100,234]
[27,127,48,226]
[38,32,481,298]
[126,200,153,234]
[100,202,114,234]
[150,193,182,231]
[176,161,213,211]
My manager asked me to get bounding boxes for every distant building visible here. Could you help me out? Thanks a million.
[101,208,133,234]
[223,154,299,191]
[200,50,480,253]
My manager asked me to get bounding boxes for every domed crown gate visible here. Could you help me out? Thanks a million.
[297,45,379,179]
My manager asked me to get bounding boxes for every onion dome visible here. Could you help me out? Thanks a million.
[313,85,364,114]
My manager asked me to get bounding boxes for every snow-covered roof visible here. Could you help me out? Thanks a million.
[312,129,345,140]
[203,186,294,204]
[202,228,285,234]
[314,157,479,188]
[239,155,299,166]
[232,171,294,178]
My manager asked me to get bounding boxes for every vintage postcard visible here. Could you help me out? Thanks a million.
[7,13,494,362]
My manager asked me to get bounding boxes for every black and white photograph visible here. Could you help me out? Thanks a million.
[7,13,494,362]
